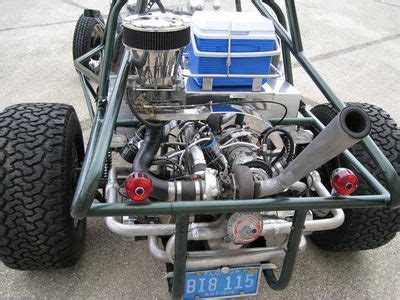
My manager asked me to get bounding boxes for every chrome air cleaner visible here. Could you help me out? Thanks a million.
[122,13,191,88]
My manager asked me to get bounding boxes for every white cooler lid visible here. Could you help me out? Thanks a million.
[191,11,276,40]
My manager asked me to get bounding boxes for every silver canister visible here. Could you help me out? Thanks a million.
[122,13,191,89]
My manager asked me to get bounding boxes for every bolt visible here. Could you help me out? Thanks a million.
[135,187,145,196]
[345,183,354,190]
[221,267,229,274]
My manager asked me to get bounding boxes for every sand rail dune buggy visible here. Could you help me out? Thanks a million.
[1,0,400,299]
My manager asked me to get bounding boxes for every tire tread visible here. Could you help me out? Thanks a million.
[0,103,85,269]
[310,102,400,251]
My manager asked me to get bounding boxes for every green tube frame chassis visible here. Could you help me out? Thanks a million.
[71,0,400,298]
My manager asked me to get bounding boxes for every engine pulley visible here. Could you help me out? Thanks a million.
[227,212,263,244]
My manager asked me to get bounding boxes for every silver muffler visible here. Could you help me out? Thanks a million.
[256,106,371,197]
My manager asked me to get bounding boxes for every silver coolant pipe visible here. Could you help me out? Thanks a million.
[262,209,344,236]
[105,168,175,236]
[106,167,343,239]
[103,166,341,269]
[155,210,341,268]
[188,145,207,176]
[149,170,343,269]
[105,168,225,237]
[256,106,371,197]
[152,235,307,268]
[262,172,345,236]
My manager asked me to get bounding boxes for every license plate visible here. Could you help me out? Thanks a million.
[184,265,261,299]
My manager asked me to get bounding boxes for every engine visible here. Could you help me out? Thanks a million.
[107,11,370,254]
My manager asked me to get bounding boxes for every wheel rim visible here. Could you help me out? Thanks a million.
[71,145,85,232]
[89,23,104,69]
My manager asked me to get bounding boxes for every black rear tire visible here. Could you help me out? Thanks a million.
[72,13,104,68]
[309,102,400,251]
[0,103,86,269]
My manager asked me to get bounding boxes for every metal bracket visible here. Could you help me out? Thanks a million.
[202,77,213,91]
[226,21,232,76]
[252,77,263,92]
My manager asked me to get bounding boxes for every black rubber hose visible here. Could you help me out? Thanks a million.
[133,128,169,199]
[133,128,200,201]
[156,0,166,13]
[235,0,243,11]
[235,114,245,126]
[259,127,295,164]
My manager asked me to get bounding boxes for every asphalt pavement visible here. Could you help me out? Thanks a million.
[0,0,399,299]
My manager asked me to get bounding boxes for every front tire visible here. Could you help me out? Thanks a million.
[0,103,86,269]
[310,102,400,251]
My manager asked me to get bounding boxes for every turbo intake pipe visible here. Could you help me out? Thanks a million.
[256,106,371,197]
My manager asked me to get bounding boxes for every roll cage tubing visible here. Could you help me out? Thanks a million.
[71,0,400,297]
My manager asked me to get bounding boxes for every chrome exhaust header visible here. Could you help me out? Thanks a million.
[256,106,371,197]
[105,166,344,269]
[149,235,307,269]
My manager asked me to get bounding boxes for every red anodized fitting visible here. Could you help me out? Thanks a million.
[125,172,153,202]
[330,168,359,196]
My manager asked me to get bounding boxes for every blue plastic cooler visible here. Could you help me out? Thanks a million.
[188,11,280,88]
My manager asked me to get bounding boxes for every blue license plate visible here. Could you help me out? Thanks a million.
[184,265,261,299]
